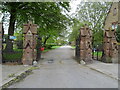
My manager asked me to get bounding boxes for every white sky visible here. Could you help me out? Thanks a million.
[0,11,3,22]
[69,0,81,15]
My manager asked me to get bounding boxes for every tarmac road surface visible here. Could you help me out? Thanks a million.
[8,46,118,88]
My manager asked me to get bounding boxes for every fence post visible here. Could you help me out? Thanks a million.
[75,35,80,59]
[96,45,99,60]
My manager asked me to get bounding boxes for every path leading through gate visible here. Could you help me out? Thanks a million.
[9,46,118,88]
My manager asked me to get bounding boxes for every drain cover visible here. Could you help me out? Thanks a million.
[48,59,54,63]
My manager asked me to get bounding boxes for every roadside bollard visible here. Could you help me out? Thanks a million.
[33,60,37,67]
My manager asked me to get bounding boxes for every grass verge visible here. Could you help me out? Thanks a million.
[43,46,61,53]
[71,46,75,49]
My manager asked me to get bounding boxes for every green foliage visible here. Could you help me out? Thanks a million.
[3,51,22,61]
[93,51,102,57]
[45,43,61,50]
[69,19,84,42]
[70,2,112,47]
[14,28,23,49]
[2,2,71,48]
[3,48,22,62]
[71,46,75,49]
[44,44,54,49]
[93,30,103,47]
[116,25,120,42]
[1,2,71,61]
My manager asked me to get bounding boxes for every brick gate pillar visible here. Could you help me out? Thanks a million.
[0,23,2,64]
[79,25,93,64]
[22,21,37,65]
[103,29,118,63]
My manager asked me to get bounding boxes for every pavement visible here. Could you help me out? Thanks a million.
[0,64,2,87]
[86,60,118,80]
[1,64,31,88]
[7,46,118,88]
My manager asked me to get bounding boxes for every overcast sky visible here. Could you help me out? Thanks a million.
[69,0,81,15]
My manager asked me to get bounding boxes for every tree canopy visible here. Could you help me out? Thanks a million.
[69,2,112,47]
[1,2,71,52]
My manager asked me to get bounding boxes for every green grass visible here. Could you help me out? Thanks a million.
[71,46,75,49]
[93,51,102,57]
[43,46,61,53]
[51,46,61,49]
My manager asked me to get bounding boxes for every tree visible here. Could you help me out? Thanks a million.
[116,25,120,42]
[68,19,84,42]
[70,2,112,48]
[1,2,70,53]
[2,2,71,61]
[33,2,70,60]
[2,2,30,52]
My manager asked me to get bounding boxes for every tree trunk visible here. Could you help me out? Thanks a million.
[4,10,16,52]
[43,36,50,46]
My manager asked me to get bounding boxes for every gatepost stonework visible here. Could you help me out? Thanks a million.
[103,30,118,63]
[22,21,37,65]
[103,2,118,63]
[79,25,93,64]
[0,23,2,64]
[118,2,120,63]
